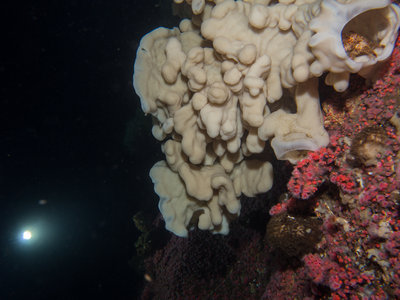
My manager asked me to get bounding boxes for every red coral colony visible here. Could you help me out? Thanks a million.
[136,18,400,300]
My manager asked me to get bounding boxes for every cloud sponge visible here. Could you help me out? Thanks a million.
[133,0,400,236]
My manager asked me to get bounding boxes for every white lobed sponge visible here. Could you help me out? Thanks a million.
[134,0,400,237]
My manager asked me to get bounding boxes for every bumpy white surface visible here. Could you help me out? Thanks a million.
[134,0,400,237]
[150,140,272,237]
[309,0,400,91]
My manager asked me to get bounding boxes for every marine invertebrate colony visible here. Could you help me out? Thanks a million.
[266,211,322,257]
[133,0,400,237]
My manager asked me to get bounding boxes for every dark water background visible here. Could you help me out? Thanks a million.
[0,0,178,298]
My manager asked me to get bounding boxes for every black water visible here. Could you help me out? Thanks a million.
[0,1,177,298]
